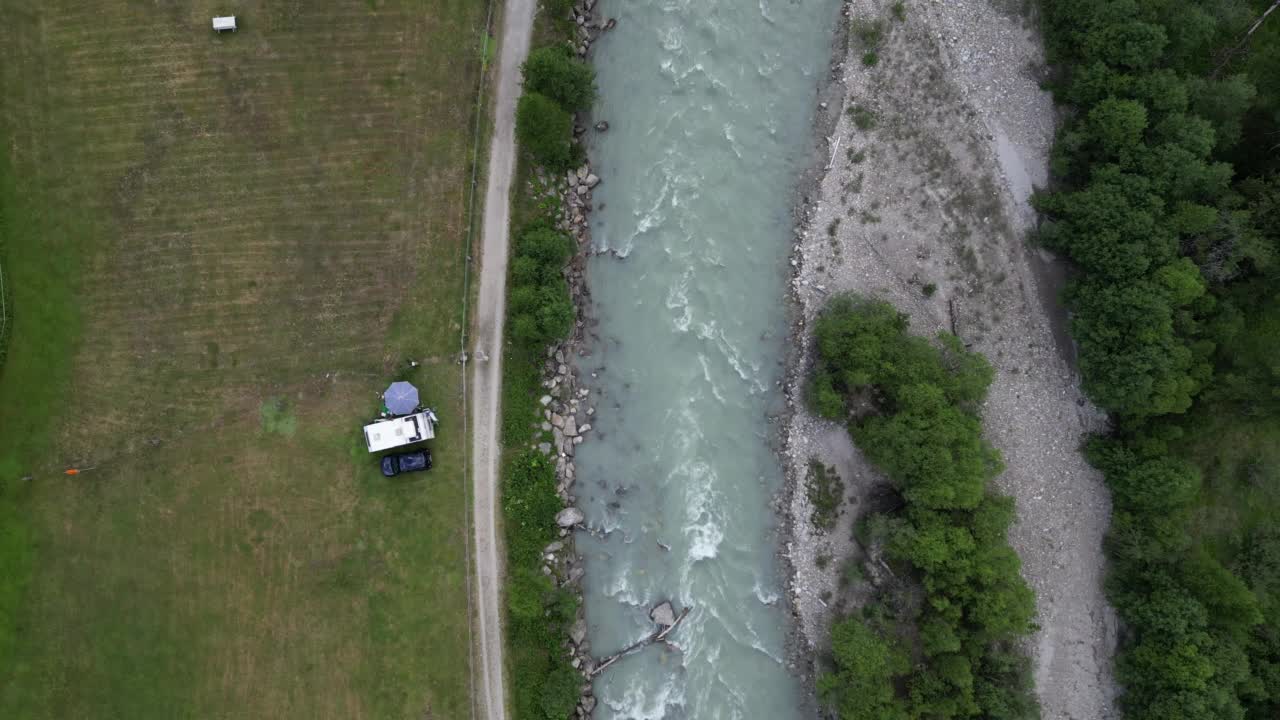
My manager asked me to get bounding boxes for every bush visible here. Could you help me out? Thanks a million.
[522,45,596,111]
[507,223,575,350]
[516,92,576,172]
[807,460,844,532]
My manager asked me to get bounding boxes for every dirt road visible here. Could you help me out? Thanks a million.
[471,0,535,718]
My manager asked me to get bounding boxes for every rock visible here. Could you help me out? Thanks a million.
[584,173,600,188]
[564,416,578,436]
[576,184,589,196]
[538,442,552,455]
[649,601,676,627]
[594,120,609,132]
[544,541,564,554]
[541,421,552,432]
[579,423,592,433]
[604,18,617,31]
[570,619,587,645]
[582,696,596,713]
[551,413,565,428]
[556,507,585,528]
[567,566,585,584]
[540,394,553,406]
[576,165,589,179]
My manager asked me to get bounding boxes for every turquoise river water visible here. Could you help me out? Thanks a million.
[573,1,839,717]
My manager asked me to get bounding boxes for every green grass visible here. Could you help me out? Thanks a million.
[0,1,488,717]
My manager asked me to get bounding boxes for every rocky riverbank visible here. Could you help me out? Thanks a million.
[779,1,1119,718]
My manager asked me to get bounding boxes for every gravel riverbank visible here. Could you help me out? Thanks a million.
[780,2,1120,718]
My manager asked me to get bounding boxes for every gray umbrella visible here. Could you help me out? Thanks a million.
[384,381,420,415]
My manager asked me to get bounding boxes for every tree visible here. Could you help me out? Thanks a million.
[522,45,596,111]
[516,92,576,171]
[818,619,910,720]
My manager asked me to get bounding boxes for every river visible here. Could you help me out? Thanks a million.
[572,1,840,717]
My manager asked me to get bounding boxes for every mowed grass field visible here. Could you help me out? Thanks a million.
[0,1,487,717]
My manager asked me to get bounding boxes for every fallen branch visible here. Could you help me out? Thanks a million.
[587,606,691,679]
[1213,0,1280,76]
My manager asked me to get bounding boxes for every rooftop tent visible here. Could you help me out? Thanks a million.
[212,16,237,32]
[383,381,420,416]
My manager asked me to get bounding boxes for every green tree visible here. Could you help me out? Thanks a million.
[522,45,596,111]
[818,619,910,720]
[516,92,576,171]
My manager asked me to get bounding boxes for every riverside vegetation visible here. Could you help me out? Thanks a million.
[809,297,1037,720]
[502,11,597,719]
[1035,1,1280,718]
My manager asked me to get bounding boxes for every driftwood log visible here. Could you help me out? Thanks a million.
[587,606,691,679]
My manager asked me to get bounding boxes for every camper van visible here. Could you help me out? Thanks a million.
[362,410,438,453]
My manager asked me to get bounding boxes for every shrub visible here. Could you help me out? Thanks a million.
[516,92,576,172]
[807,460,845,532]
[507,223,575,350]
[522,45,596,111]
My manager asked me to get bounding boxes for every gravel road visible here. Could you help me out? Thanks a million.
[783,2,1120,718]
[471,0,535,718]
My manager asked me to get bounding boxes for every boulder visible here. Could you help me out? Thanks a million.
[556,507,585,528]
[564,416,578,437]
[594,120,609,132]
[570,619,587,645]
[649,601,676,627]
[584,174,600,188]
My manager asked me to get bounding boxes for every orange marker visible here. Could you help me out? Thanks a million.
[64,468,80,475]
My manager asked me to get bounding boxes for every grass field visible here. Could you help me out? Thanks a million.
[0,1,487,717]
